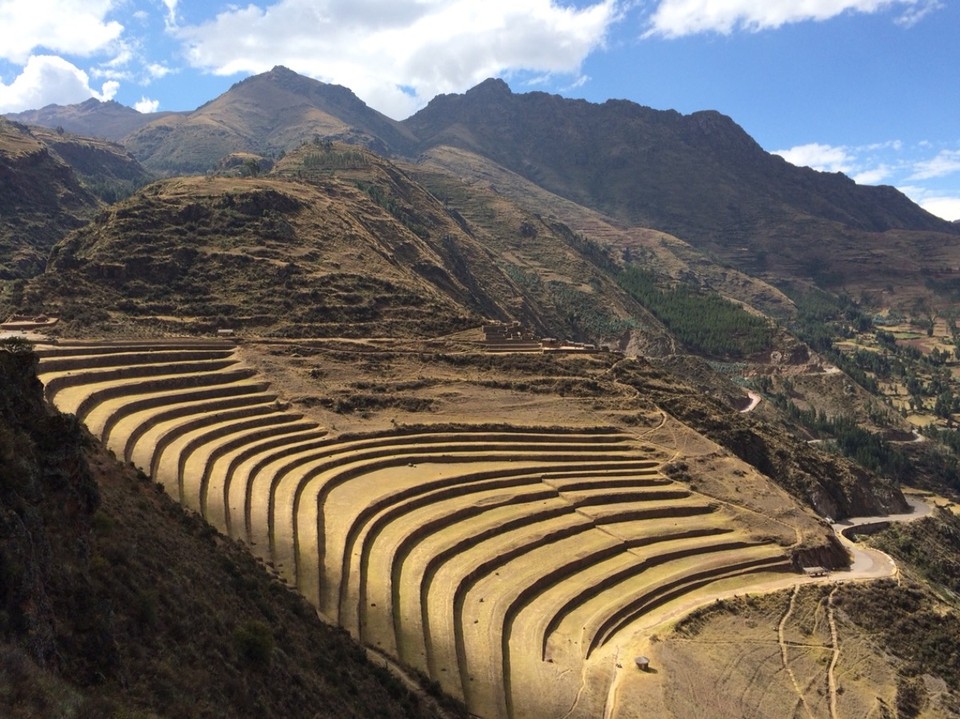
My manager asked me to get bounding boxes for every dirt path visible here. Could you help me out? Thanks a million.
[826,587,841,719]
[778,584,816,719]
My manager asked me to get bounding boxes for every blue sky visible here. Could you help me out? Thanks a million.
[1,0,958,220]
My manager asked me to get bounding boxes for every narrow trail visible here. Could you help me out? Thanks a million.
[778,584,816,719]
[558,665,591,719]
[826,587,841,719]
[601,647,622,719]
[605,357,643,402]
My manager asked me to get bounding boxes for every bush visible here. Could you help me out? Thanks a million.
[233,621,274,668]
[0,336,33,354]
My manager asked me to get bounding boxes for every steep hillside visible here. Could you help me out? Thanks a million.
[13,70,959,310]
[27,125,153,203]
[22,174,480,337]
[410,144,798,322]
[0,120,102,279]
[405,80,947,232]
[0,339,461,719]
[123,67,416,174]
[404,79,960,307]
[18,143,681,352]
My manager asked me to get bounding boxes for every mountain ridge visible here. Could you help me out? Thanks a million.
[120,66,416,174]
[5,68,960,719]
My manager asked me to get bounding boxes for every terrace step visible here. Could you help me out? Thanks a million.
[34,342,799,719]
[40,357,241,403]
[33,339,235,359]
[93,381,271,446]
[196,421,323,528]
[395,504,591,674]
[42,364,257,418]
[37,348,235,374]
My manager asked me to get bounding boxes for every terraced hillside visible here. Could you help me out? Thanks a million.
[37,339,811,719]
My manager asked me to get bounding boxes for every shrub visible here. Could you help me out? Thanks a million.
[233,620,274,668]
[0,336,33,354]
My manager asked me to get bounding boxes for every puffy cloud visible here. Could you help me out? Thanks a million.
[919,197,960,222]
[161,0,179,26]
[852,165,893,185]
[174,0,620,118]
[146,63,173,80]
[643,0,943,38]
[898,185,960,222]
[0,0,124,63]
[0,55,118,113]
[773,142,854,174]
[100,80,120,101]
[908,149,960,181]
[134,96,160,113]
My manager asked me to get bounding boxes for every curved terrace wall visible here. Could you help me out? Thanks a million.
[36,340,799,719]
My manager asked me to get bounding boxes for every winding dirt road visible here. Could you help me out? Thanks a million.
[829,494,933,580]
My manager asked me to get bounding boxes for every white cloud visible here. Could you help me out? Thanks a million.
[919,196,960,222]
[852,164,893,185]
[895,0,943,26]
[100,79,119,101]
[898,185,960,221]
[643,0,943,38]
[862,139,903,152]
[146,62,173,80]
[0,55,118,112]
[773,142,854,174]
[134,96,160,113]
[0,0,124,64]
[161,0,179,26]
[173,0,620,119]
[908,149,960,181]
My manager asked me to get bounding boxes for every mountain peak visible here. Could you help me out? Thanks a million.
[267,64,299,77]
[466,77,512,97]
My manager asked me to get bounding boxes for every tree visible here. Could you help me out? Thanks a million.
[240,158,261,177]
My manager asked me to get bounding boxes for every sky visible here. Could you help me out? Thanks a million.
[0,0,958,221]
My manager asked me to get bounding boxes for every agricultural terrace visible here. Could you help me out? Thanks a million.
[36,339,819,719]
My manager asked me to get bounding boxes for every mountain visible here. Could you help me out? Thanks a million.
[5,97,174,142]
[0,119,102,279]
[408,79,949,234]
[122,66,417,174]
[13,69,958,307]
[22,142,681,354]
[404,79,960,305]
[26,124,153,202]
